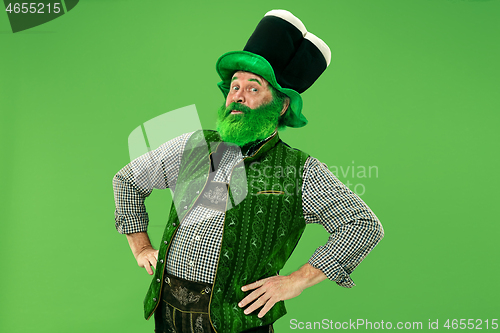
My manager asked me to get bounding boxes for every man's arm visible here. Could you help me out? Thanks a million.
[114,132,193,233]
[113,133,193,271]
[301,157,384,287]
[126,232,159,275]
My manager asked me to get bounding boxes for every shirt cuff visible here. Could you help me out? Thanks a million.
[114,214,149,234]
[308,250,356,288]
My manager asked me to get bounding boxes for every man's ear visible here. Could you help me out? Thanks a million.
[280,97,290,116]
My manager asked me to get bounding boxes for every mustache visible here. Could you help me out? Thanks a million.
[224,102,253,116]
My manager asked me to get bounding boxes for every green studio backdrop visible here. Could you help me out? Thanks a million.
[1,0,499,332]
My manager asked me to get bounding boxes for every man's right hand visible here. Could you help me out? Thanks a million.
[135,247,159,275]
[126,232,159,275]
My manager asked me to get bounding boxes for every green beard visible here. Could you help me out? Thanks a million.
[216,98,283,146]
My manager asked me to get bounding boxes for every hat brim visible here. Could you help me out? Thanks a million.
[216,51,308,128]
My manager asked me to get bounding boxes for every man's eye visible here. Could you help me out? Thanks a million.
[232,86,239,91]
[250,88,258,92]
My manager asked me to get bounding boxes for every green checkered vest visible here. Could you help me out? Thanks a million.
[144,130,309,332]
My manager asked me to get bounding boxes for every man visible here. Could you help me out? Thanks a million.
[114,10,384,333]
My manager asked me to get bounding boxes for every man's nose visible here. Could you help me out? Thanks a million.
[233,90,245,104]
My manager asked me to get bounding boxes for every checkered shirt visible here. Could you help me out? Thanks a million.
[113,132,384,287]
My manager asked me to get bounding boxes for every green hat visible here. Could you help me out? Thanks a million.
[216,10,331,128]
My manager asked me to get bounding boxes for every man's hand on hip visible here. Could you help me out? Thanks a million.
[238,263,327,318]
[238,274,304,318]
[126,232,159,275]
[136,247,159,275]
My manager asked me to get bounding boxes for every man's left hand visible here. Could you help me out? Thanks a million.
[238,274,304,318]
[238,263,328,318]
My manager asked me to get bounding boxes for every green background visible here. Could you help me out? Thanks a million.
[1,0,499,331]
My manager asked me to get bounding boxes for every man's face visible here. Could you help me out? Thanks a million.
[216,71,286,147]
[225,71,273,110]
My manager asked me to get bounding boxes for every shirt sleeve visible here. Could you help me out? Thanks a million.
[302,157,384,288]
[113,132,193,234]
